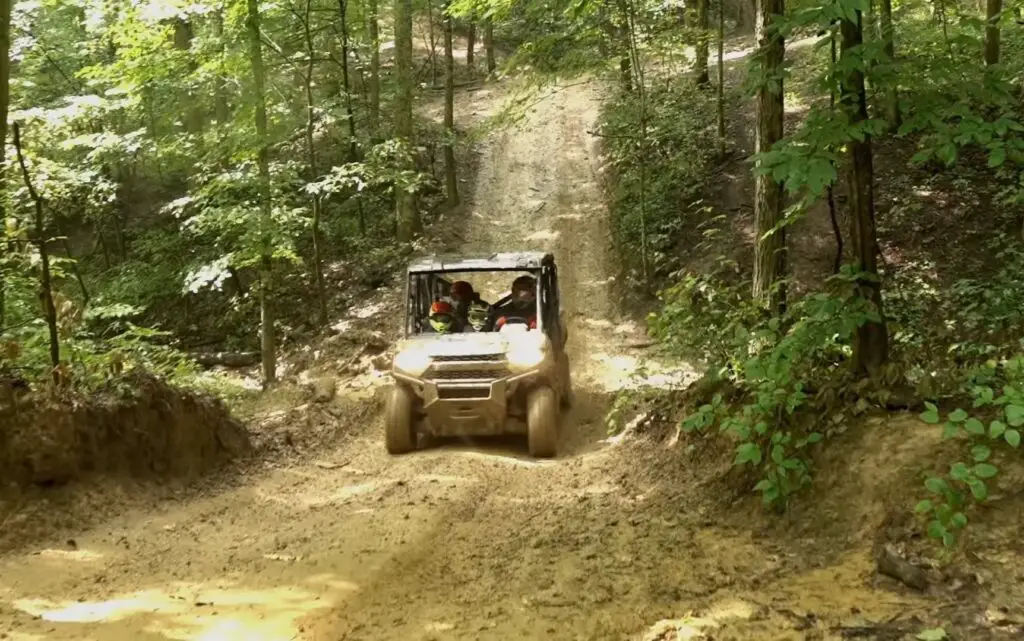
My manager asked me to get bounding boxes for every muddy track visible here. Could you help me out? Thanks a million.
[0,78,934,641]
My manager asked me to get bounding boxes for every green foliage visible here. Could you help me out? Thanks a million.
[916,355,1024,549]
[598,80,721,277]
[654,262,881,509]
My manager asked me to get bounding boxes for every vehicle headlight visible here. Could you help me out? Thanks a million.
[394,349,432,376]
[507,344,545,370]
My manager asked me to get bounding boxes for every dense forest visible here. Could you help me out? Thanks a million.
[2,0,1024,634]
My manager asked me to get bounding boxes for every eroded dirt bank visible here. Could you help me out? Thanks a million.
[0,79,953,641]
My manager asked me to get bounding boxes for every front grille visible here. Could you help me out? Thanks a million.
[430,368,510,380]
[432,353,503,362]
[438,387,490,399]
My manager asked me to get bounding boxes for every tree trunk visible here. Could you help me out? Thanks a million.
[877,0,900,130]
[840,11,888,375]
[736,0,756,33]
[395,0,420,241]
[367,0,381,137]
[985,0,1002,65]
[212,9,230,129]
[752,0,787,314]
[173,18,204,137]
[12,124,59,381]
[466,21,476,72]
[245,0,277,384]
[695,0,710,86]
[0,0,11,331]
[443,2,459,207]
[338,0,360,164]
[426,0,437,84]
[303,0,329,328]
[717,0,725,150]
[484,18,495,73]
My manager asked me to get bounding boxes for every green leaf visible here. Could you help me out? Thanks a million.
[914,499,933,514]
[806,432,823,444]
[925,477,947,494]
[926,520,946,540]
[916,627,947,641]
[973,463,998,479]
[950,512,968,529]
[919,407,940,424]
[964,418,985,435]
[942,423,959,440]
[1006,429,1021,448]
[735,442,762,465]
[949,408,968,423]
[771,444,785,464]
[942,531,956,548]
[1006,404,1024,427]
[950,462,970,481]
[970,479,988,501]
[990,420,1007,439]
[971,444,992,462]
[988,145,1007,167]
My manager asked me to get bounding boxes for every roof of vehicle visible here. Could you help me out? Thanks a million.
[407,251,555,274]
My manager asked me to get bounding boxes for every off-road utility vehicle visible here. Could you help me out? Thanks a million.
[385,252,571,458]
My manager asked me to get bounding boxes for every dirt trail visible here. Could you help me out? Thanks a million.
[0,79,923,641]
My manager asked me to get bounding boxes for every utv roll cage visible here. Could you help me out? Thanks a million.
[404,251,562,338]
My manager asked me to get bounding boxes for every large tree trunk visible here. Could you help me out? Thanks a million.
[245,0,277,384]
[735,0,756,33]
[695,0,710,86]
[985,0,1002,65]
[466,21,476,72]
[443,1,459,207]
[367,0,381,136]
[877,0,900,130]
[484,18,495,73]
[840,11,889,375]
[0,0,11,331]
[303,0,328,328]
[394,0,420,241]
[752,0,786,314]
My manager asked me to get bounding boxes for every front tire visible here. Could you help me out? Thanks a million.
[385,385,417,454]
[527,386,558,458]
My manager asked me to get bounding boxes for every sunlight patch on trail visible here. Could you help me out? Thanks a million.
[584,351,697,393]
[11,582,337,641]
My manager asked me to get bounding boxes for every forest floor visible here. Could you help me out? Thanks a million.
[0,70,1021,641]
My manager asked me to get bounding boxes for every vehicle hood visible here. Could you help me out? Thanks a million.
[400,332,539,357]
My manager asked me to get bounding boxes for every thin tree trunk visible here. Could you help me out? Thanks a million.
[716,0,725,151]
[0,0,10,331]
[337,0,366,235]
[212,8,230,130]
[426,0,437,84]
[443,1,459,207]
[303,0,328,328]
[466,21,476,72]
[484,18,495,73]
[12,123,59,380]
[877,0,900,130]
[395,0,420,241]
[367,0,381,137]
[985,0,1002,65]
[827,32,842,273]
[173,18,204,138]
[245,0,277,384]
[752,0,787,314]
[695,0,710,86]
[840,11,888,374]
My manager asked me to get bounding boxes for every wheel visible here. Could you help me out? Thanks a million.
[527,385,558,458]
[385,385,417,454]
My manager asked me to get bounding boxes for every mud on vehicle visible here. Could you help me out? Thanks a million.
[385,252,572,458]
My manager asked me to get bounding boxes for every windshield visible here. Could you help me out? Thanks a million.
[408,269,541,335]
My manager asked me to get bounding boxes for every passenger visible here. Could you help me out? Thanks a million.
[484,275,537,331]
[450,280,490,325]
[466,300,489,332]
[424,299,460,334]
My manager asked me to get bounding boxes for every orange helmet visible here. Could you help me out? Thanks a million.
[430,300,454,316]
[451,281,474,300]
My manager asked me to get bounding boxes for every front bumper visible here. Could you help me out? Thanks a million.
[394,369,540,436]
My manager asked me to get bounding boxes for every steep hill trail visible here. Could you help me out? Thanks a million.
[0,79,934,641]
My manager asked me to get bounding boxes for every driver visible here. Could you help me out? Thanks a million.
[451,280,489,324]
[484,275,537,331]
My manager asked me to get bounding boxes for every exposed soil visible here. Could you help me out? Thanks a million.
[1,73,1022,641]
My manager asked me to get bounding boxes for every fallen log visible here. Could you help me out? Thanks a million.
[191,351,260,368]
[875,543,929,591]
